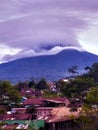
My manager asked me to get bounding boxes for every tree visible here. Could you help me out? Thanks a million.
[0,109,6,114]
[42,89,58,98]
[61,77,95,98]
[7,88,21,103]
[0,81,21,103]
[15,81,28,91]
[85,62,98,82]
[26,105,36,119]
[78,103,98,130]
[68,66,78,77]
[36,78,48,90]
[86,87,98,105]
[28,78,36,88]
[26,105,36,114]
[77,87,98,130]
[85,66,91,72]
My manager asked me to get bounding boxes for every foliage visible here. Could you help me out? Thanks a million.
[26,105,37,119]
[68,65,78,76]
[15,81,28,91]
[78,86,98,130]
[60,77,95,98]
[26,105,36,114]
[78,105,98,130]
[28,79,36,88]
[42,89,58,98]
[0,81,21,103]
[0,121,6,129]
[7,88,21,102]
[36,78,49,90]
[0,109,6,114]
[86,86,98,105]
[85,62,98,82]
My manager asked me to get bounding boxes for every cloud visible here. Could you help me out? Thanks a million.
[1,46,84,63]
[0,0,98,62]
[0,44,21,61]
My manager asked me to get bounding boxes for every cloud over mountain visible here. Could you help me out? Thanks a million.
[0,0,98,62]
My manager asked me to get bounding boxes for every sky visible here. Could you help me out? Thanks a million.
[0,0,98,63]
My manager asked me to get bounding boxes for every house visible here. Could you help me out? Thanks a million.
[23,98,44,107]
[20,88,34,98]
[23,97,69,108]
[22,97,70,120]
[60,78,69,82]
[11,108,26,114]
[44,97,70,107]
[44,107,81,130]
[0,113,32,120]
[36,107,53,119]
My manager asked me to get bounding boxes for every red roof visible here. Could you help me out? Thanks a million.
[23,98,44,106]
[23,97,69,106]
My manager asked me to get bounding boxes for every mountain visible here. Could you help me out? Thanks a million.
[0,49,98,83]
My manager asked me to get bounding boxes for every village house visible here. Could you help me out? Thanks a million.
[0,95,83,130]
[23,97,70,108]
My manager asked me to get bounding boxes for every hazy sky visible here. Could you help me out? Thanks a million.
[0,0,98,63]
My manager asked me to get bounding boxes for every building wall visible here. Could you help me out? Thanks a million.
[36,108,53,118]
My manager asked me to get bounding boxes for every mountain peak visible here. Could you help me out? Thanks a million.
[0,49,98,83]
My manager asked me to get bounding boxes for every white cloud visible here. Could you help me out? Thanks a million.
[78,22,98,55]
[1,46,84,63]
[0,44,21,61]
[0,0,98,62]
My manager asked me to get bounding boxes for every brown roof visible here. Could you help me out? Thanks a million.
[23,97,69,106]
[46,107,81,123]
[45,97,69,105]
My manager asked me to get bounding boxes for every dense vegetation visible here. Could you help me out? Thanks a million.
[0,62,98,102]
[0,62,98,129]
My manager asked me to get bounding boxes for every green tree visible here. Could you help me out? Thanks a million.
[78,104,98,130]
[68,65,78,76]
[86,87,98,105]
[85,62,98,82]
[77,87,98,130]
[42,89,58,98]
[0,109,6,114]
[26,105,36,119]
[0,81,21,103]
[7,88,21,102]
[26,105,36,114]
[28,78,36,88]
[61,77,95,98]
[15,81,28,91]
[36,78,48,90]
